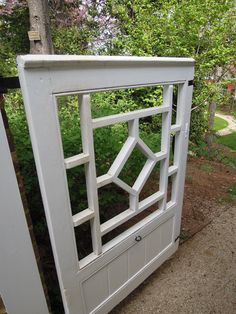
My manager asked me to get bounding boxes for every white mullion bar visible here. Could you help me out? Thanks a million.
[133,159,156,193]
[97,174,113,188]
[170,124,181,133]
[100,190,165,236]
[79,94,102,255]
[101,209,133,236]
[159,85,173,211]
[92,105,170,129]
[113,177,137,195]
[73,209,95,227]
[139,191,165,212]
[155,151,168,161]
[168,165,178,176]
[108,136,136,177]
[128,118,139,139]
[64,153,89,169]
[137,138,156,160]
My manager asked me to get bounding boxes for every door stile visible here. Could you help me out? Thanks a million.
[159,85,173,211]
[172,82,193,241]
[17,69,84,314]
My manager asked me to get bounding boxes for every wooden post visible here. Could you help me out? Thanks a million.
[0,94,51,312]
[0,108,49,314]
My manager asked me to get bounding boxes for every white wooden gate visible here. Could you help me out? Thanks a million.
[17,55,194,314]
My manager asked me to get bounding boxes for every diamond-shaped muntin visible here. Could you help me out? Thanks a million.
[104,133,158,210]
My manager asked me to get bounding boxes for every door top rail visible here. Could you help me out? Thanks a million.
[17,55,195,69]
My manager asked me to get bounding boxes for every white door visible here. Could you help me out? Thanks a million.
[17,55,194,314]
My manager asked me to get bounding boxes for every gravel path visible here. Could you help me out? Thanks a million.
[215,112,236,136]
[111,205,236,314]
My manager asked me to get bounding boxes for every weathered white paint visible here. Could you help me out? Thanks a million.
[0,112,49,314]
[17,55,194,314]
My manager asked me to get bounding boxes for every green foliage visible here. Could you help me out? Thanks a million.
[213,116,228,131]
[52,25,95,55]
[0,2,29,75]
[2,0,235,144]
[220,183,236,204]
[106,0,236,143]
[228,184,236,196]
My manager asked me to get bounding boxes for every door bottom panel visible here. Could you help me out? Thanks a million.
[81,215,177,313]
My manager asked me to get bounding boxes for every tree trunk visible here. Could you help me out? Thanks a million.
[27,0,54,54]
[205,101,216,148]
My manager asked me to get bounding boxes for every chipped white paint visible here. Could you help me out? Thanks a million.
[17,55,194,314]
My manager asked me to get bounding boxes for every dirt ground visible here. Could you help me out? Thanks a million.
[181,155,236,240]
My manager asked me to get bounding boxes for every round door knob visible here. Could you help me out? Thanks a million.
[135,235,142,242]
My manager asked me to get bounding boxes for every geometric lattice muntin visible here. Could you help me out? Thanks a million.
[64,85,180,245]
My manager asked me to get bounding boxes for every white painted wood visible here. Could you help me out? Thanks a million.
[0,113,49,314]
[93,216,176,314]
[73,209,95,227]
[154,151,167,161]
[133,159,156,193]
[108,136,136,177]
[159,85,173,211]
[17,55,195,68]
[78,94,102,255]
[100,190,165,236]
[17,55,194,314]
[92,106,169,129]
[17,71,83,314]
[170,124,181,133]
[65,153,90,169]
[128,119,139,139]
[100,209,135,236]
[137,138,157,159]
[96,174,113,188]
[113,177,137,195]
[128,240,146,278]
[108,252,128,294]
[17,55,194,95]
[168,165,178,176]
[139,191,165,212]
[80,206,175,277]
[83,267,109,313]
[172,83,194,241]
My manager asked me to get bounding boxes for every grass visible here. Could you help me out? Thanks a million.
[213,116,228,131]
[200,164,213,174]
[217,132,236,151]
[220,183,236,204]
[228,184,236,196]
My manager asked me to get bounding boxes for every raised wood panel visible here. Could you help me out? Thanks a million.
[108,252,128,294]
[83,267,109,313]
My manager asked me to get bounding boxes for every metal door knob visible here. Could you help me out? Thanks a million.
[135,235,142,242]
